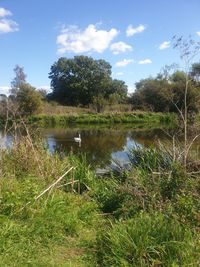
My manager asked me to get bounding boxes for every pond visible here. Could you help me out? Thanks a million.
[0,124,177,167]
[43,125,170,167]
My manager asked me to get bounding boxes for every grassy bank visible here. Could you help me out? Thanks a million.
[0,136,199,266]
[28,111,176,127]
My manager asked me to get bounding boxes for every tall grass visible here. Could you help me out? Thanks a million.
[0,133,199,266]
[96,212,199,267]
[0,137,102,266]
[0,178,100,266]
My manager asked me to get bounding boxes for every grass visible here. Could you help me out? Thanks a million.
[0,139,102,266]
[96,212,199,267]
[28,112,176,127]
[0,179,100,266]
[0,134,199,266]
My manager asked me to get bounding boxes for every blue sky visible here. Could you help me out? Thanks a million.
[0,0,200,95]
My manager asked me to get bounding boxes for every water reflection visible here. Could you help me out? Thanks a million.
[2,125,200,167]
[41,126,168,166]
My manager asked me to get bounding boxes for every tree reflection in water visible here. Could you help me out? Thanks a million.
[43,126,167,167]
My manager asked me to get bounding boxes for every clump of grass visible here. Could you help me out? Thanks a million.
[96,212,199,267]
[128,146,173,172]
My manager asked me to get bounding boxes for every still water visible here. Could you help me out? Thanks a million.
[41,125,168,167]
[0,125,171,167]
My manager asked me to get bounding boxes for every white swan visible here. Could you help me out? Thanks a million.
[74,133,81,143]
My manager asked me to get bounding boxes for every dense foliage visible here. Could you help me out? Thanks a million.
[48,56,128,107]
[131,70,200,113]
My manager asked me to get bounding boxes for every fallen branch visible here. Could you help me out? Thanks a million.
[35,166,74,201]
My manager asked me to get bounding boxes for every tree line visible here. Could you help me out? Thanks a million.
[131,66,200,113]
[1,54,200,117]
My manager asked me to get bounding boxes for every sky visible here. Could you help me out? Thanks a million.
[0,0,200,95]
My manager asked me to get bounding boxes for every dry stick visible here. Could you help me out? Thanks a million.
[82,182,91,191]
[57,179,79,188]
[19,167,75,211]
[35,167,74,201]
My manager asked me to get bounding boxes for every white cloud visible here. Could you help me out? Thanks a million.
[115,59,134,67]
[0,86,10,95]
[126,24,146,37]
[159,41,170,50]
[138,59,152,64]
[0,19,19,33]
[57,24,119,54]
[0,7,12,17]
[0,7,18,33]
[196,31,200,37]
[110,41,132,54]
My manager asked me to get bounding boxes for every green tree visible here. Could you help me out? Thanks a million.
[91,94,107,113]
[108,79,128,102]
[169,71,200,113]
[48,56,127,106]
[16,83,42,116]
[131,70,200,113]
[131,77,171,112]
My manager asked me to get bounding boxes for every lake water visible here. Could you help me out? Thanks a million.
[43,125,170,167]
[0,125,173,167]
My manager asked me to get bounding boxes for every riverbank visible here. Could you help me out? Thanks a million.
[28,111,176,127]
[0,136,199,266]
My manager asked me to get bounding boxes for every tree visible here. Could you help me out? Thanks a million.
[108,79,128,102]
[16,83,42,116]
[48,56,127,106]
[130,69,200,113]
[92,94,107,113]
[8,65,42,116]
[190,62,200,82]
[169,71,200,113]
[131,77,171,112]
[11,65,27,96]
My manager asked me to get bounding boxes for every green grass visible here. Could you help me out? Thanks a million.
[0,178,100,266]
[96,212,199,267]
[28,112,176,127]
[0,136,199,266]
